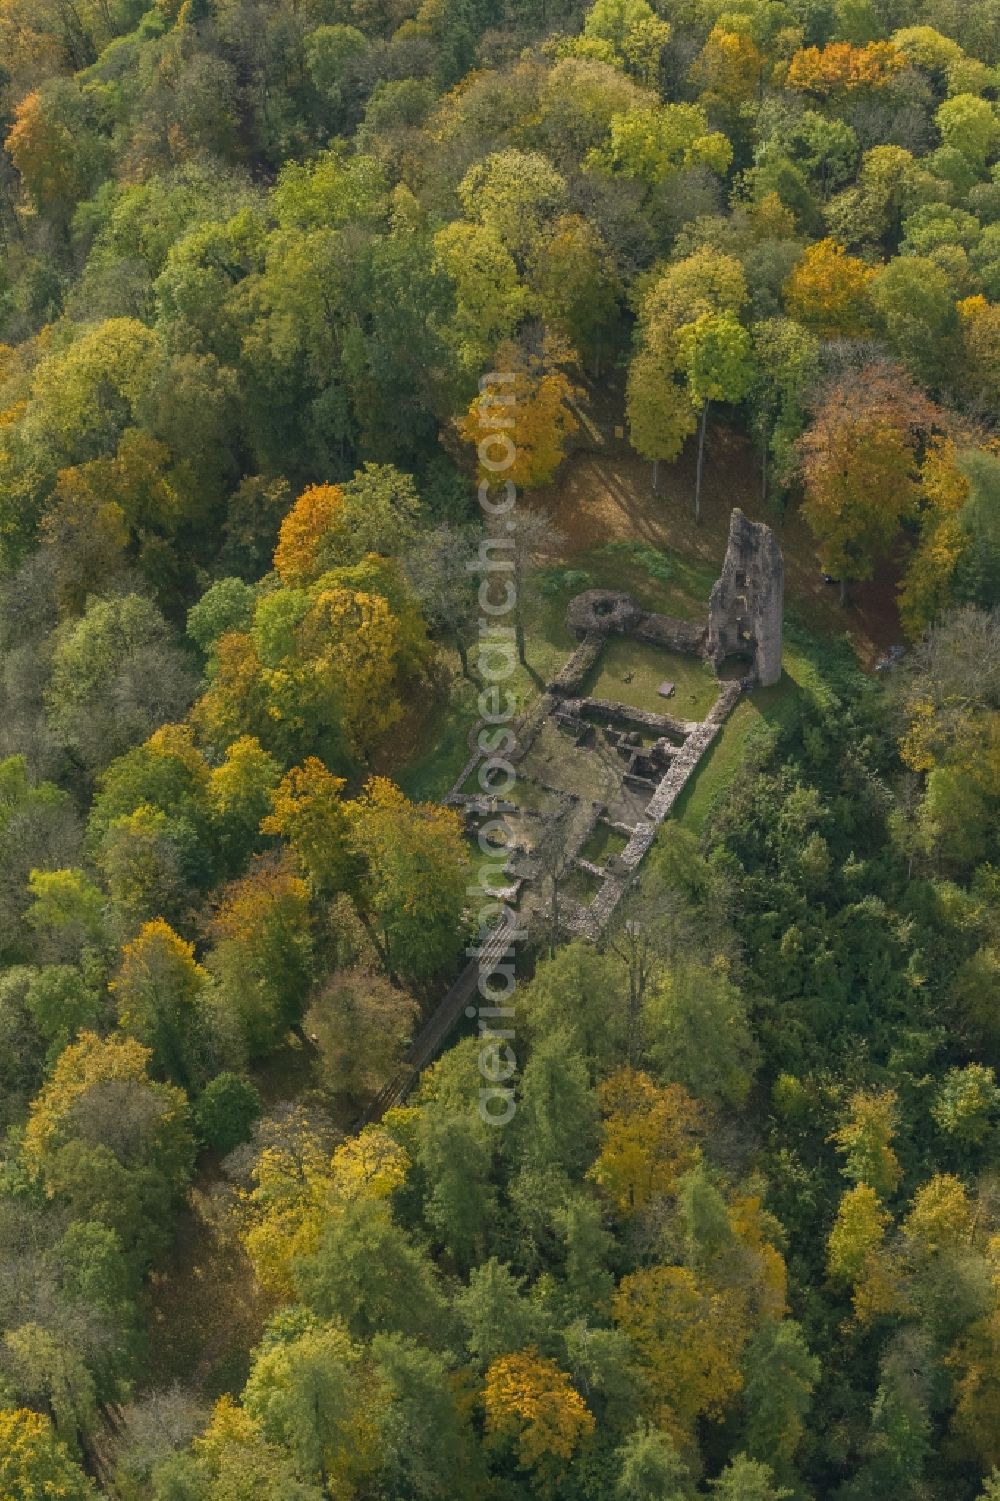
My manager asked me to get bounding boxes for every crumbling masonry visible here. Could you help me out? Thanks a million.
[362,510,784,1119]
[706,508,784,687]
[445,507,784,942]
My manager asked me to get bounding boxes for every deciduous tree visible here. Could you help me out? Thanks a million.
[0,1408,96,1500]
[643,954,756,1106]
[483,1347,595,1484]
[112,918,209,1085]
[784,40,904,96]
[206,855,313,1054]
[459,334,581,492]
[740,1321,819,1480]
[260,758,354,896]
[782,238,874,336]
[589,1068,703,1216]
[676,311,754,522]
[613,1265,745,1439]
[831,1087,903,1196]
[46,593,195,771]
[305,967,419,1105]
[22,1031,195,1265]
[797,363,940,599]
[347,777,470,986]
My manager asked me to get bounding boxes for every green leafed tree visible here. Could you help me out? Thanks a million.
[676,311,754,522]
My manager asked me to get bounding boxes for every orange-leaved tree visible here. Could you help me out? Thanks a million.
[784,41,904,96]
[273,483,345,586]
[458,334,581,491]
[797,362,941,600]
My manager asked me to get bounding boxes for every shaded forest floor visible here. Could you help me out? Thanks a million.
[534,409,903,666]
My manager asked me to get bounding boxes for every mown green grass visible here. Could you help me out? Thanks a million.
[580,822,630,865]
[581,636,720,719]
[673,628,846,834]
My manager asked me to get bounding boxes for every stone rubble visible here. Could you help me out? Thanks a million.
[444,508,784,944]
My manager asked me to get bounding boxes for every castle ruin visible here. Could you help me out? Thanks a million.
[367,510,785,1116]
[440,505,785,944]
[705,508,783,686]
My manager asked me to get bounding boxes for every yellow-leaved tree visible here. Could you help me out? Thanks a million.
[826,1183,904,1326]
[957,295,1000,410]
[111,917,209,1085]
[830,1087,903,1198]
[783,239,875,338]
[898,438,971,638]
[612,1264,746,1440]
[588,1067,703,1215]
[22,1031,194,1264]
[240,1121,410,1299]
[483,1348,595,1487]
[261,757,355,895]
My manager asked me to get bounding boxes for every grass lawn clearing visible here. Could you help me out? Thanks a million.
[581,637,720,719]
[673,627,851,833]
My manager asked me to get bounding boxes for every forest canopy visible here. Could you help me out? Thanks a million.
[0,0,999,1497]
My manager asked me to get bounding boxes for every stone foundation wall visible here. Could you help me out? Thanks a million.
[567,696,700,739]
[445,512,780,947]
[548,631,604,694]
[562,680,742,941]
[565,589,706,655]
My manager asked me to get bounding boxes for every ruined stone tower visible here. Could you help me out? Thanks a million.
[706,509,783,686]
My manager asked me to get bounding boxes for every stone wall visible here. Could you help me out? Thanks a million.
[705,508,783,686]
[562,680,742,942]
[369,511,785,1116]
[565,589,706,655]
